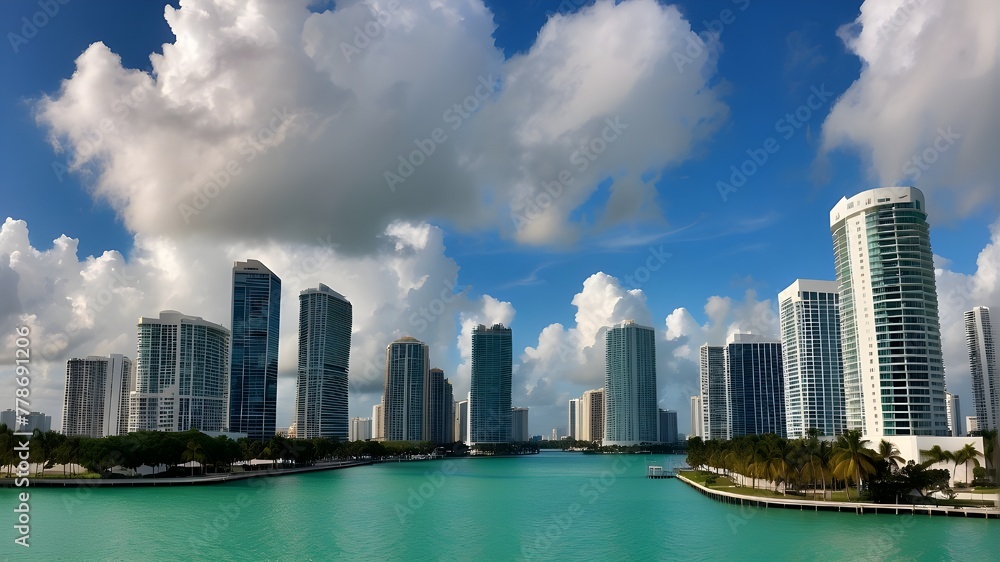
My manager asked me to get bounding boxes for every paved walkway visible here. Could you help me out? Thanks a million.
[677,474,1000,519]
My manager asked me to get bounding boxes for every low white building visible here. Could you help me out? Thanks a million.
[872,434,986,486]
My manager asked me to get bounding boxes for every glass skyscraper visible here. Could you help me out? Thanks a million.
[604,321,658,446]
[469,324,512,445]
[779,279,846,438]
[966,306,998,431]
[724,333,785,438]
[831,187,948,436]
[426,367,454,443]
[230,259,281,440]
[384,336,429,441]
[295,284,351,440]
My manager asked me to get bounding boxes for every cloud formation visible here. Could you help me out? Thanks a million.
[821,0,1000,218]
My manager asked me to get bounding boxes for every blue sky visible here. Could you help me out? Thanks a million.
[2,0,998,436]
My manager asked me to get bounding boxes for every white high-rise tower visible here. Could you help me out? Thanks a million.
[965,306,998,431]
[830,187,948,436]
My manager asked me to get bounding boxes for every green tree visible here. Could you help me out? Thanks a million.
[831,430,878,501]
[182,440,204,476]
[954,443,982,485]
[877,440,905,473]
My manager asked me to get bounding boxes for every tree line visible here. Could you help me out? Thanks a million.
[686,429,997,503]
[0,425,470,478]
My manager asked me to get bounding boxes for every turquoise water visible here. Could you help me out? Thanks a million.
[3,452,998,560]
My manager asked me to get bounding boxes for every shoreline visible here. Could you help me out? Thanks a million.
[676,474,1000,519]
[0,460,373,488]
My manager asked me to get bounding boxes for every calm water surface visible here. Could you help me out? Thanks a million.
[3,452,998,560]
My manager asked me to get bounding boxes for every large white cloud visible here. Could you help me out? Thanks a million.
[820,0,1000,218]
[35,0,727,254]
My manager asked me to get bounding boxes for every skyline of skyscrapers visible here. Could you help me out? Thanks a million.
[831,187,948,437]
[965,306,998,432]
[383,336,429,441]
[230,259,282,440]
[63,354,133,438]
[295,284,352,440]
[779,279,846,438]
[469,324,513,445]
[604,321,658,446]
[128,310,230,433]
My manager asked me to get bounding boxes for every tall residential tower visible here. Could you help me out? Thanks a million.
[831,187,948,436]
[965,306,998,431]
[63,354,133,437]
[230,259,281,440]
[295,284,352,440]
[383,337,429,441]
[604,321,658,446]
[469,324,513,445]
[778,279,846,438]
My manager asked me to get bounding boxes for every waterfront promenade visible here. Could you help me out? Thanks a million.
[677,474,1000,519]
[0,459,372,488]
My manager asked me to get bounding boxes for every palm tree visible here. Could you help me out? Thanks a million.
[919,445,954,469]
[181,440,204,477]
[955,443,982,485]
[831,430,878,501]
[877,440,905,473]
[980,429,997,478]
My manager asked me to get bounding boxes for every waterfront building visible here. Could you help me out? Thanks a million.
[384,337,429,441]
[831,187,948,436]
[295,284,351,440]
[659,409,678,444]
[725,333,785,438]
[568,398,581,439]
[1,410,51,433]
[690,396,703,440]
[967,416,979,435]
[128,310,230,433]
[230,259,281,440]
[778,279,846,438]
[945,392,962,437]
[349,417,372,441]
[469,324,513,445]
[965,306,998,431]
[699,345,727,440]
[604,321,658,446]
[454,399,469,444]
[512,407,529,442]
[580,388,604,442]
[63,354,133,437]
[426,368,454,443]
[372,403,384,441]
